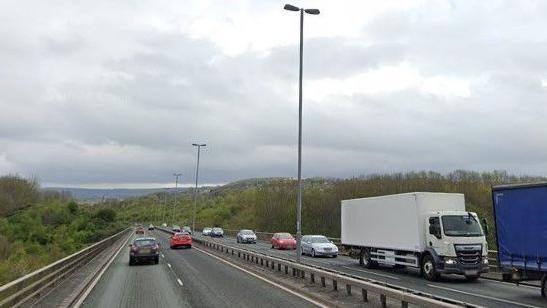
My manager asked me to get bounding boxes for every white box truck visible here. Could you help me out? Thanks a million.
[341,192,489,281]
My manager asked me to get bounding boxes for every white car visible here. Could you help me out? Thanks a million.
[202,227,212,236]
[301,235,338,258]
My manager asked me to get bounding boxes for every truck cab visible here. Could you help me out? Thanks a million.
[424,211,489,280]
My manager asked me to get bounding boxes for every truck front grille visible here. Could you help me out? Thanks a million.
[454,244,482,265]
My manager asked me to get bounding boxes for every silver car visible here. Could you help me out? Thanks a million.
[236,229,257,243]
[301,235,338,258]
[211,227,224,237]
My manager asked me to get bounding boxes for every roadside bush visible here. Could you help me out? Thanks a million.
[95,208,116,222]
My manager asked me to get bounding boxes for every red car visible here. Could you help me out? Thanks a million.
[170,232,192,249]
[271,232,296,250]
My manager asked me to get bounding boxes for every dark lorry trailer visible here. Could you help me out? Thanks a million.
[492,183,547,298]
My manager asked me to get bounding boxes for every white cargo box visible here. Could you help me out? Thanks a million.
[341,192,465,252]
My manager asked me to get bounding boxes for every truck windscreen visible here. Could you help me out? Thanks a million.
[441,215,483,237]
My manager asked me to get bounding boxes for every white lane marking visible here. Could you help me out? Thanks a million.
[427,284,543,308]
[177,278,183,286]
[342,266,400,280]
[482,277,540,290]
[167,263,172,268]
[194,246,327,308]
[161,253,165,258]
[73,232,133,308]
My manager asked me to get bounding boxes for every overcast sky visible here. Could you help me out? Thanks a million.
[1,0,547,188]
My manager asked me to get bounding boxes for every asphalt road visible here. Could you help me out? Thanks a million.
[198,233,546,308]
[82,231,318,308]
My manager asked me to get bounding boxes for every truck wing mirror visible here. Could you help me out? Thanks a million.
[481,218,489,236]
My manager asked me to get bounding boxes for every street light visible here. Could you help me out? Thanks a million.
[284,3,320,263]
[173,173,182,225]
[192,143,206,233]
[162,188,168,225]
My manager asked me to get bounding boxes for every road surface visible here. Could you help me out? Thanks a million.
[198,233,545,308]
[82,232,318,308]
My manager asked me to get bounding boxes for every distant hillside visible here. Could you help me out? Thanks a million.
[43,187,177,202]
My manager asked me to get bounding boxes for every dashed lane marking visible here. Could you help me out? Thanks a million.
[177,278,183,286]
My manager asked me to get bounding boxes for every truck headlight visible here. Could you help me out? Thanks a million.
[445,258,457,265]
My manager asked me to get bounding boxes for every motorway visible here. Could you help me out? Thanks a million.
[198,233,545,308]
[81,231,318,308]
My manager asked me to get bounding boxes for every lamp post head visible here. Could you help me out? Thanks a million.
[284,4,300,11]
[304,9,320,15]
[192,143,206,147]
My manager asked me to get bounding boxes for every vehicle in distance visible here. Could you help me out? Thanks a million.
[162,223,167,227]
[202,227,212,236]
[301,235,338,258]
[341,192,489,281]
[492,183,547,297]
[148,224,155,230]
[236,229,257,243]
[172,225,181,232]
[271,232,296,250]
[170,232,192,249]
[211,227,224,237]
[135,226,145,234]
[182,226,192,234]
[129,237,160,265]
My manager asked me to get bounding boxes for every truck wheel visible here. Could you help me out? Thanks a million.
[311,249,316,258]
[361,248,377,269]
[541,274,546,298]
[422,255,440,281]
[129,257,134,266]
[154,256,159,264]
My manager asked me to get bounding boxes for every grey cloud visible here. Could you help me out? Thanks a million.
[1,1,547,186]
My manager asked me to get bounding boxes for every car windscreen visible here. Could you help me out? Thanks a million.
[175,233,189,237]
[240,230,254,235]
[278,233,293,239]
[134,239,156,246]
[442,215,483,237]
[213,228,222,231]
[309,236,329,243]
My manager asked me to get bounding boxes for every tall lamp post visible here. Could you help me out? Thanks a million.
[192,143,206,233]
[173,173,182,225]
[284,4,320,263]
[162,188,168,225]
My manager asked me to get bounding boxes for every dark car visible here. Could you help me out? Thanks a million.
[148,224,155,230]
[129,238,160,265]
[172,225,181,233]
